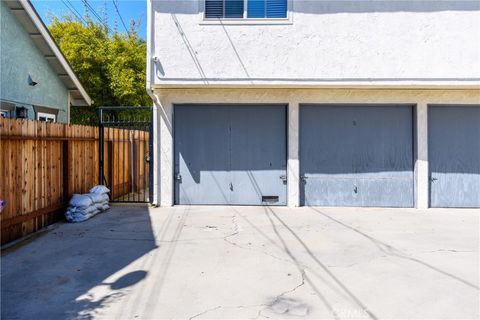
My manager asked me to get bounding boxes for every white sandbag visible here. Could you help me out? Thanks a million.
[86,193,109,204]
[69,194,93,207]
[89,185,110,194]
[66,189,109,222]
[65,205,100,222]
[67,204,96,212]
[67,211,93,222]
[66,205,96,215]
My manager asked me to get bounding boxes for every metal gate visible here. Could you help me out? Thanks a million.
[98,107,153,203]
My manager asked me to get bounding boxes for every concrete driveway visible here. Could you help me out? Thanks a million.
[1,205,479,320]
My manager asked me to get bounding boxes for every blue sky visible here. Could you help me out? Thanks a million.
[31,0,147,39]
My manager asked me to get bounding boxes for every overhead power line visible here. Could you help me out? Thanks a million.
[61,0,87,24]
[81,0,109,30]
[112,0,130,36]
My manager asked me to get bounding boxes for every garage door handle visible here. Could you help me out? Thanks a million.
[280,175,287,184]
[430,177,438,182]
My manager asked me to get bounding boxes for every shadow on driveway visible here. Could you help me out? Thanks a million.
[1,206,162,320]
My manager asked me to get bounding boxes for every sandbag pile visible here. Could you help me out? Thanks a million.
[65,185,110,223]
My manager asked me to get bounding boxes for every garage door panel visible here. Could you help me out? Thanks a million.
[230,106,287,205]
[175,104,287,205]
[303,177,358,206]
[304,173,414,207]
[231,170,286,205]
[177,158,231,204]
[355,174,414,207]
[300,105,414,207]
[429,106,480,208]
[174,106,230,204]
[430,173,480,208]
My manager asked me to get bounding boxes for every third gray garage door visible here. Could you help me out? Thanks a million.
[300,104,414,207]
[429,105,480,208]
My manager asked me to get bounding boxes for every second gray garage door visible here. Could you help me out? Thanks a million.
[300,104,414,207]
[174,104,287,205]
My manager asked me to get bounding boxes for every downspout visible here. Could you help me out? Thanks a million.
[146,0,159,206]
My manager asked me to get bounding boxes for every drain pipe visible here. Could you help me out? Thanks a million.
[146,89,159,207]
[146,0,159,206]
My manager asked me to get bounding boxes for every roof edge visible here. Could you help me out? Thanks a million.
[19,0,92,106]
[152,79,480,90]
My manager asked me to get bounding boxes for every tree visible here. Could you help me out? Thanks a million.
[48,16,150,125]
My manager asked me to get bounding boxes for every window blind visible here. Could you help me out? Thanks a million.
[247,0,265,18]
[205,0,287,19]
[248,0,287,18]
[266,0,288,18]
[225,0,244,17]
[205,0,223,18]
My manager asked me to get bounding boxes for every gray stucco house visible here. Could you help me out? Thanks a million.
[147,0,480,209]
[0,0,91,123]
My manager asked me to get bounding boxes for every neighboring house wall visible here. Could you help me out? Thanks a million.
[151,0,480,84]
[0,0,68,122]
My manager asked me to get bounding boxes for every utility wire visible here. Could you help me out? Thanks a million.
[81,0,109,30]
[112,0,130,35]
[61,0,88,24]
[82,0,102,21]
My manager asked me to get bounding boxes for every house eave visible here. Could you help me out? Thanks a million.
[5,0,92,106]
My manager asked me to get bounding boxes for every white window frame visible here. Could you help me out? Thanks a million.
[37,112,56,123]
[200,0,293,25]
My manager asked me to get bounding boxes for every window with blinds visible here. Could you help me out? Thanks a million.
[205,0,288,19]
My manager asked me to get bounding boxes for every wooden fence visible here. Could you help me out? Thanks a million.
[0,118,148,244]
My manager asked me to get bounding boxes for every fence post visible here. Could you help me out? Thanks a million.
[98,108,104,185]
[62,140,69,203]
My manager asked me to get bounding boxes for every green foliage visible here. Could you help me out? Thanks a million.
[48,16,150,125]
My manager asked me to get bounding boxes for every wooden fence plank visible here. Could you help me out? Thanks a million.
[0,118,147,244]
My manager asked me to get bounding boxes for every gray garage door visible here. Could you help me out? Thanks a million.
[174,104,287,205]
[300,105,414,207]
[429,105,480,208]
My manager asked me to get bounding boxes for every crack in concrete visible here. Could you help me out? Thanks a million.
[257,270,306,319]
[274,269,306,300]
[189,303,269,320]
[188,305,222,320]
[222,214,294,264]
[418,249,475,254]
[224,214,240,240]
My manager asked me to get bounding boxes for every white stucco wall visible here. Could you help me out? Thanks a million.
[150,0,480,85]
[147,1,480,208]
